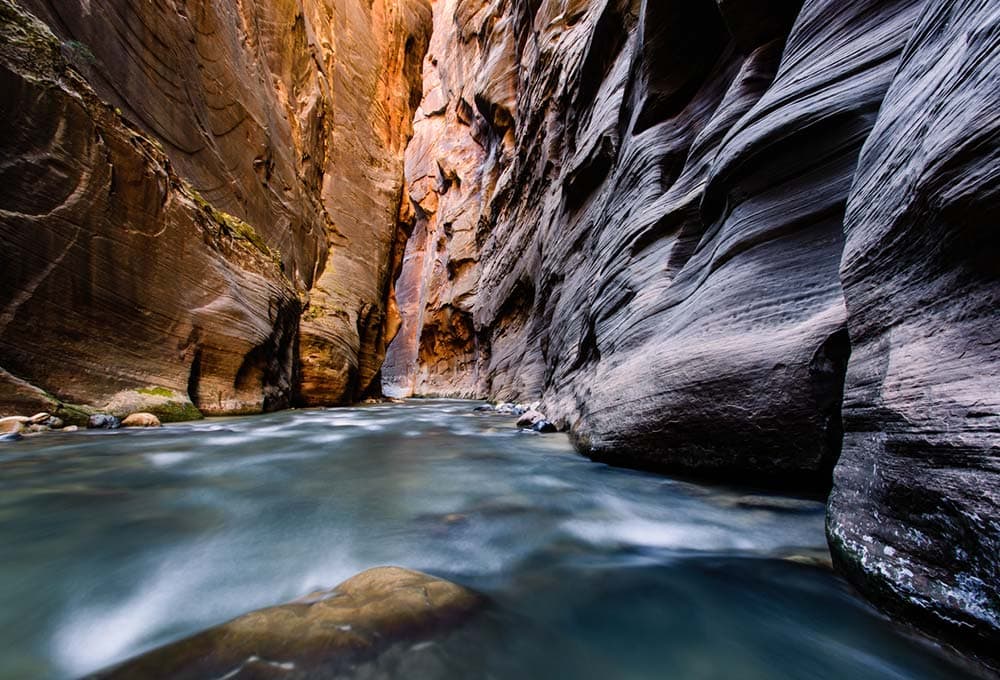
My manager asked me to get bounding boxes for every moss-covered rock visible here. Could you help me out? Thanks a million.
[103,389,202,423]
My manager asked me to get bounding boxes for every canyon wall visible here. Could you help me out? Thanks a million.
[829,0,999,662]
[1,0,430,418]
[387,0,998,664]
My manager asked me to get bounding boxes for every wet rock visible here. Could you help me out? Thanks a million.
[90,567,486,679]
[516,410,546,428]
[28,412,50,424]
[532,420,557,434]
[87,414,121,430]
[121,413,162,428]
[0,432,23,442]
[45,416,64,429]
[26,424,50,434]
[0,417,28,435]
[62,425,79,432]
[473,404,495,412]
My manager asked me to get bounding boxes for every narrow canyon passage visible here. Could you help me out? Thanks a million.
[1,0,998,676]
[0,402,977,679]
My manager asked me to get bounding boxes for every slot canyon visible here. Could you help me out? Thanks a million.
[1,0,997,677]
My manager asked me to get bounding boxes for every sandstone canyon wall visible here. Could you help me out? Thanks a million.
[1,0,997,667]
[1,0,430,419]
[386,0,998,665]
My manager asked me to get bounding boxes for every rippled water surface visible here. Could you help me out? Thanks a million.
[0,400,975,678]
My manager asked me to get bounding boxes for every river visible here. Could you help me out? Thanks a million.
[0,400,975,678]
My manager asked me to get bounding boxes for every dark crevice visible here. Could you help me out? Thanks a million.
[809,327,852,491]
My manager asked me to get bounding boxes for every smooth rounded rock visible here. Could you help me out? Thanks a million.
[28,412,51,424]
[0,417,28,434]
[121,413,162,428]
[90,567,486,679]
[516,410,545,427]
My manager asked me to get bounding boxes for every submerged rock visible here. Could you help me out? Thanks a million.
[90,567,485,679]
[121,413,162,428]
[0,432,23,442]
[87,414,121,430]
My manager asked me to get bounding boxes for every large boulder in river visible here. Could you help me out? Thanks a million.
[89,567,486,679]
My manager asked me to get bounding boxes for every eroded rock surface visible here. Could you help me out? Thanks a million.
[385,0,999,661]
[296,0,432,405]
[828,0,1000,665]
[89,567,486,679]
[1,2,300,420]
[388,0,921,486]
[2,0,431,416]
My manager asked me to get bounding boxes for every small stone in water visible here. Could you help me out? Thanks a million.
[88,414,122,429]
[0,417,28,435]
[532,420,557,433]
[121,412,162,428]
[516,410,545,427]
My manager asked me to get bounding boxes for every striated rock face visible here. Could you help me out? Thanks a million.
[382,0,494,398]
[0,2,299,421]
[2,0,431,416]
[388,0,922,486]
[828,0,1000,665]
[386,0,999,660]
[296,0,432,405]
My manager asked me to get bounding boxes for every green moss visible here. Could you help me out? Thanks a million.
[187,188,281,268]
[150,400,204,423]
[137,386,175,398]
[63,39,95,64]
[53,403,95,427]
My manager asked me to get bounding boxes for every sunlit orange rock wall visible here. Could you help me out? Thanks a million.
[2,0,431,415]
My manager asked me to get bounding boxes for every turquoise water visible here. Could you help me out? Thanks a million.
[0,400,976,678]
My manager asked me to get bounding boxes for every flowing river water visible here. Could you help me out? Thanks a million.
[0,400,977,679]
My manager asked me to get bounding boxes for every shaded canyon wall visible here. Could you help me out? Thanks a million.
[385,0,999,665]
